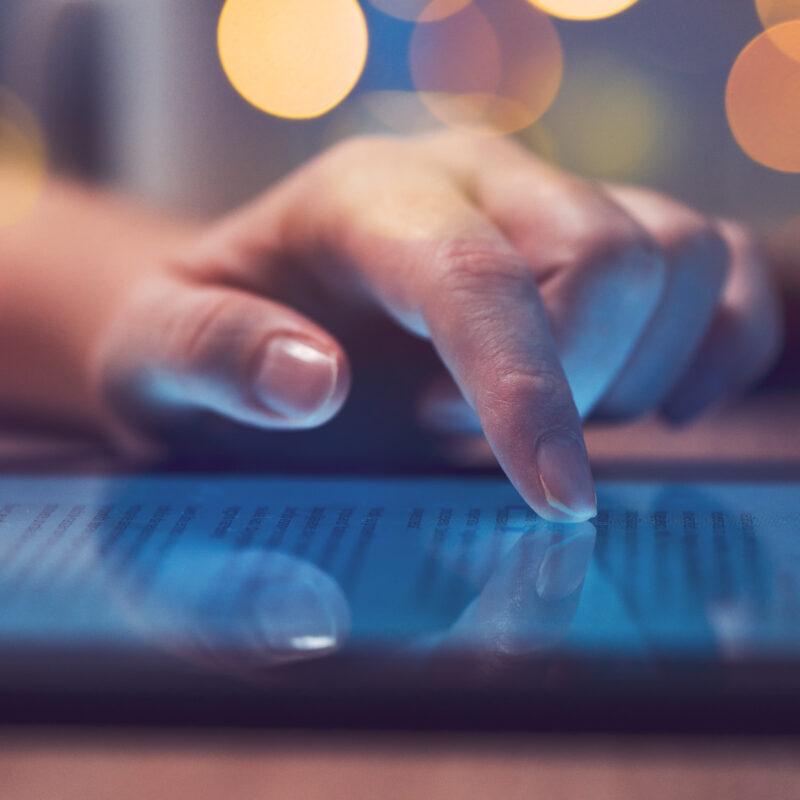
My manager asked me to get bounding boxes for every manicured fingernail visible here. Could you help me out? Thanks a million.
[254,579,341,657]
[536,433,597,522]
[536,525,597,601]
[255,336,338,419]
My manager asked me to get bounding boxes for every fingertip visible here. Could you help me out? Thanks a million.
[535,500,598,525]
[534,431,597,524]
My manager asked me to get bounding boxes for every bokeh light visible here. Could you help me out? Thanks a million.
[726,21,800,173]
[539,56,680,180]
[410,0,563,136]
[217,0,368,120]
[527,0,640,21]
[366,0,472,23]
[360,91,442,133]
[756,0,800,31]
[320,91,442,149]
[0,88,47,228]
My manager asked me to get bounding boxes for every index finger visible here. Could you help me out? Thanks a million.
[297,145,596,522]
[419,225,596,521]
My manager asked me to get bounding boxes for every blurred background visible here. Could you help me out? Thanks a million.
[2,2,800,797]
[1,0,799,234]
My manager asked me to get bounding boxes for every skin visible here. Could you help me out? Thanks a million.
[0,133,784,523]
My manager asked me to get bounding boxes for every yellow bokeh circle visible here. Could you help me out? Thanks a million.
[0,89,47,228]
[217,0,368,120]
[726,21,800,173]
[527,0,640,21]
[541,59,679,180]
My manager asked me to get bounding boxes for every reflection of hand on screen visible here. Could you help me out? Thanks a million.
[411,521,596,675]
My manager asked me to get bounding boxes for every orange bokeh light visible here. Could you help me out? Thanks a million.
[0,88,47,228]
[217,0,368,120]
[755,0,800,30]
[410,0,563,136]
[726,21,800,173]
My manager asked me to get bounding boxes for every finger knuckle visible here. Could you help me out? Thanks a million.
[433,237,532,298]
[168,291,248,370]
[477,367,570,422]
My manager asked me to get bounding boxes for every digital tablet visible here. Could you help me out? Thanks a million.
[1,473,799,733]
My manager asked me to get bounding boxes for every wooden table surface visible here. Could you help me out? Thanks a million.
[586,391,800,478]
[2,731,800,800]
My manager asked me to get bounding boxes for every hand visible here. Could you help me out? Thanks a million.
[91,134,782,522]
[421,195,783,429]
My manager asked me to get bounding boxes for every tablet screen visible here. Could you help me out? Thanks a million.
[1,474,799,669]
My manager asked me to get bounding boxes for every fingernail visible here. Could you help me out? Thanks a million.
[536,525,597,601]
[536,433,597,522]
[254,579,341,657]
[255,336,338,419]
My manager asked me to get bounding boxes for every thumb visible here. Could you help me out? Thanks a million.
[93,276,351,451]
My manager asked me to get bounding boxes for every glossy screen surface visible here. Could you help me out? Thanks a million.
[0,476,798,667]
